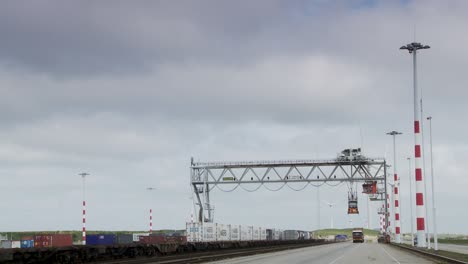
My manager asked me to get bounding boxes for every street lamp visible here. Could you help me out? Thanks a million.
[147,187,156,234]
[79,172,89,246]
[387,131,402,243]
[407,158,415,246]
[427,116,438,250]
[400,42,430,248]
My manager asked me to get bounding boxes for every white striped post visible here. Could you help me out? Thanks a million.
[387,131,402,243]
[400,42,430,247]
[79,173,89,246]
[150,209,153,234]
[147,187,156,234]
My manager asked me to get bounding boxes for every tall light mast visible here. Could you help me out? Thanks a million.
[400,42,430,247]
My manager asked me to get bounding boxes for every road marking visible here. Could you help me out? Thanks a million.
[328,254,345,264]
[328,243,361,264]
[380,245,401,264]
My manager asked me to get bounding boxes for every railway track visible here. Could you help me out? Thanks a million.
[390,243,468,264]
[100,241,332,264]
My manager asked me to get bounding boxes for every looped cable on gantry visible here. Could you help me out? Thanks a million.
[309,182,326,187]
[262,182,287,191]
[239,183,264,192]
[215,183,241,192]
[325,181,343,187]
[285,182,310,191]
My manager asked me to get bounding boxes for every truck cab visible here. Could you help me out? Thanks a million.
[352,229,364,243]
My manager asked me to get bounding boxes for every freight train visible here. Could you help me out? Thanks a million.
[0,223,324,263]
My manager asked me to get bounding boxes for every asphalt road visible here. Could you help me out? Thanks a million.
[206,242,436,264]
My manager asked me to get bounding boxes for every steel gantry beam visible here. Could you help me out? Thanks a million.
[190,155,388,228]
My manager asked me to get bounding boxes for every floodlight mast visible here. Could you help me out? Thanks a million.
[400,42,430,248]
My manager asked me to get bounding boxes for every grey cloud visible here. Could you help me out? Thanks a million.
[1,0,467,233]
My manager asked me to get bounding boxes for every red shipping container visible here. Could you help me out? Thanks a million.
[139,235,165,244]
[34,234,73,248]
[21,236,34,240]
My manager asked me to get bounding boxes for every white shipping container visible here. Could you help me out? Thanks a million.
[252,227,260,240]
[241,225,253,241]
[11,241,21,248]
[274,229,282,240]
[1,240,12,249]
[186,222,202,242]
[260,228,267,240]
[202,222,217,242]
[231,225,240,241]
[217,224,231,241]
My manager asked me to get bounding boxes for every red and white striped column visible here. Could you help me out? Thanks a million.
[79,172,89,246]
[386,193,391,235]
[149,209,153,234]
[387,130,402,243]
[82,200,86,245]
[394,174,401,243]
[380,204,385,234]
[413,51,427,247]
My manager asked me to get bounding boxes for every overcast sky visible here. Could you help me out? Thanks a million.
[0,0,467,234]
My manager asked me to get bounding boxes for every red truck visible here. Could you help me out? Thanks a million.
[352,228,364,243]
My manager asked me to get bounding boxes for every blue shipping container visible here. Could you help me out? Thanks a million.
[20,240,34,248]
[86,234,116,245]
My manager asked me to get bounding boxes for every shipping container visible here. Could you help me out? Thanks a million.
[186,222,201,242]
[132,233,149,242]
[20,236,33,241]
[34,234,73,248]
[20,240,34,248]
[116,234,133,245]
[252,227,260,240]
[260,228,267,240]
[283,230,299,240]
[11,241,21,248]
[240,226,253,241]
[231,225,240,241]
[1,241,12,249]
[202,222,216,242]
[139,235,165,244]
[217,224,231,241]
[86,234,116,245]
[266,229,273,240]
[0,234,8,241]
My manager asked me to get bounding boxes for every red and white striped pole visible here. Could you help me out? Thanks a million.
[387,131,402,243]
[147,187,156,234]
[149,209,153,234]
[386,193,391,235]
[80,173,89,246]
[400,42,430,247]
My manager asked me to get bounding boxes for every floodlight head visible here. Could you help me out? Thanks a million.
[400,45,408,50]
[423,45,430,49]
[386,131,403,136]
[427,116,432,120]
